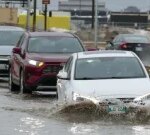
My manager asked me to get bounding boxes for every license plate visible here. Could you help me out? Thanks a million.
[136,47,143,51]
[108,105,126,114]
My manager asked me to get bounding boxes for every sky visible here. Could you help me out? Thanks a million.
[105,0,150,11]
[1,0,150,12]
[41,0,150,12]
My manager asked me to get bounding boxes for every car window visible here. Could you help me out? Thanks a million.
[0,31,24,45]
[113,35,121,43]
[75,57,146,79]
[27,37,84,53]
[124,35,150,43]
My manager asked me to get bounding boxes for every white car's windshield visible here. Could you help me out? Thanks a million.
[75,57,146,80]
[28,37,83,53]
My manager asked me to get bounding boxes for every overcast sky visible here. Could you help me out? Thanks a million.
[105,0,150,11]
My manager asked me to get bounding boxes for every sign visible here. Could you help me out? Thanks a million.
[0,8,18,24]
[108,105,127,114]
[42,0,50,4]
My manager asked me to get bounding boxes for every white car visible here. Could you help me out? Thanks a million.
[57,50,150,114]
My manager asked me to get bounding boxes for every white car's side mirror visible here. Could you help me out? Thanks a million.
[57,71,68,80]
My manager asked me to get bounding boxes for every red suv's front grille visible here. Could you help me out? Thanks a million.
[43,65,62,74]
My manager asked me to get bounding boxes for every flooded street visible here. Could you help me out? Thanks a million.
[0,79,150,135]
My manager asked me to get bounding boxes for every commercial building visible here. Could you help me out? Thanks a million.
[59,0,106,15]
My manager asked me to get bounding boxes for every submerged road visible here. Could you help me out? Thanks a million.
[0,79,150,135]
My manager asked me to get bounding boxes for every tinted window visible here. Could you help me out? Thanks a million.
[0,31,24,45]
[124,35,150,43]
[75,57,146,79]
[28,37,83,53]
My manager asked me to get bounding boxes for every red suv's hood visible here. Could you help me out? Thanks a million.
[27,53,71,63]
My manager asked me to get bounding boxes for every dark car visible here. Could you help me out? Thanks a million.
[0,26,25,77]
[9,31,85,93]
[106,34,150,73]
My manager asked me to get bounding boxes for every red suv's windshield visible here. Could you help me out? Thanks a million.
[28,36,84,53]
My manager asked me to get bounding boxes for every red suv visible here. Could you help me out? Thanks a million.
[9,32,85,93]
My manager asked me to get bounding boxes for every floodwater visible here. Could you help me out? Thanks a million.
[0,79,150,135]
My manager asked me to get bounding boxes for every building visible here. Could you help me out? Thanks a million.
[59,0,106,14]
[59,0,107,25]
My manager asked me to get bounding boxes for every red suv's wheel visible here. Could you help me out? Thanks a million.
[20,70,31,94]
[9,68,19,92]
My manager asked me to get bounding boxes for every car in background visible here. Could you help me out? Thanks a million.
[106,34,150,73]
[0,26,25,77]
[9,31,86,94]
[57,50,150,114]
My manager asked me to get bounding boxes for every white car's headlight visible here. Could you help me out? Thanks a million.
[28,59,44,67]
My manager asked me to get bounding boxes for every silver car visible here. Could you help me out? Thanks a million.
[0,26,25,77]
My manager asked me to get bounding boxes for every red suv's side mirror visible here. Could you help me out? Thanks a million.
[13,47,21,55]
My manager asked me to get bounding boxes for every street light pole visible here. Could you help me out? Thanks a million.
[26,0,31,31]
[33,0,37,31]
[44,4,47,31]
[92,0,95,29]
[94,0,98,48]
[79,0,81,16]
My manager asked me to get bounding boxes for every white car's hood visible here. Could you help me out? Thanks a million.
[72,78,150,99]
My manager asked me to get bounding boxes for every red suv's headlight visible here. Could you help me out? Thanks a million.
[28,59,44,67]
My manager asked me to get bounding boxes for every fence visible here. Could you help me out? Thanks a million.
[1,18,150,49]
[71,19,150,48]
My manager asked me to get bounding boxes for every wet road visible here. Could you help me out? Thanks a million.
[0,79,150,135]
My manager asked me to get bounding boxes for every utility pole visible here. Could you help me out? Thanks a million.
[33,0,37,31]
[44,4,47,31]
[79,0,81,16]
[26,0,31,31]
[42,0,50,31]
[92,0,95,29]
[94,0,98,48]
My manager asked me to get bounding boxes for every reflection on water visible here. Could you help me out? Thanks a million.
[69,123,98,134]
[15,117,45,134]
[132,126,150,135]
[21,117,45,129]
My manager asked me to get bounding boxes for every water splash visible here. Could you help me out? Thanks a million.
[56,101,150,124]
